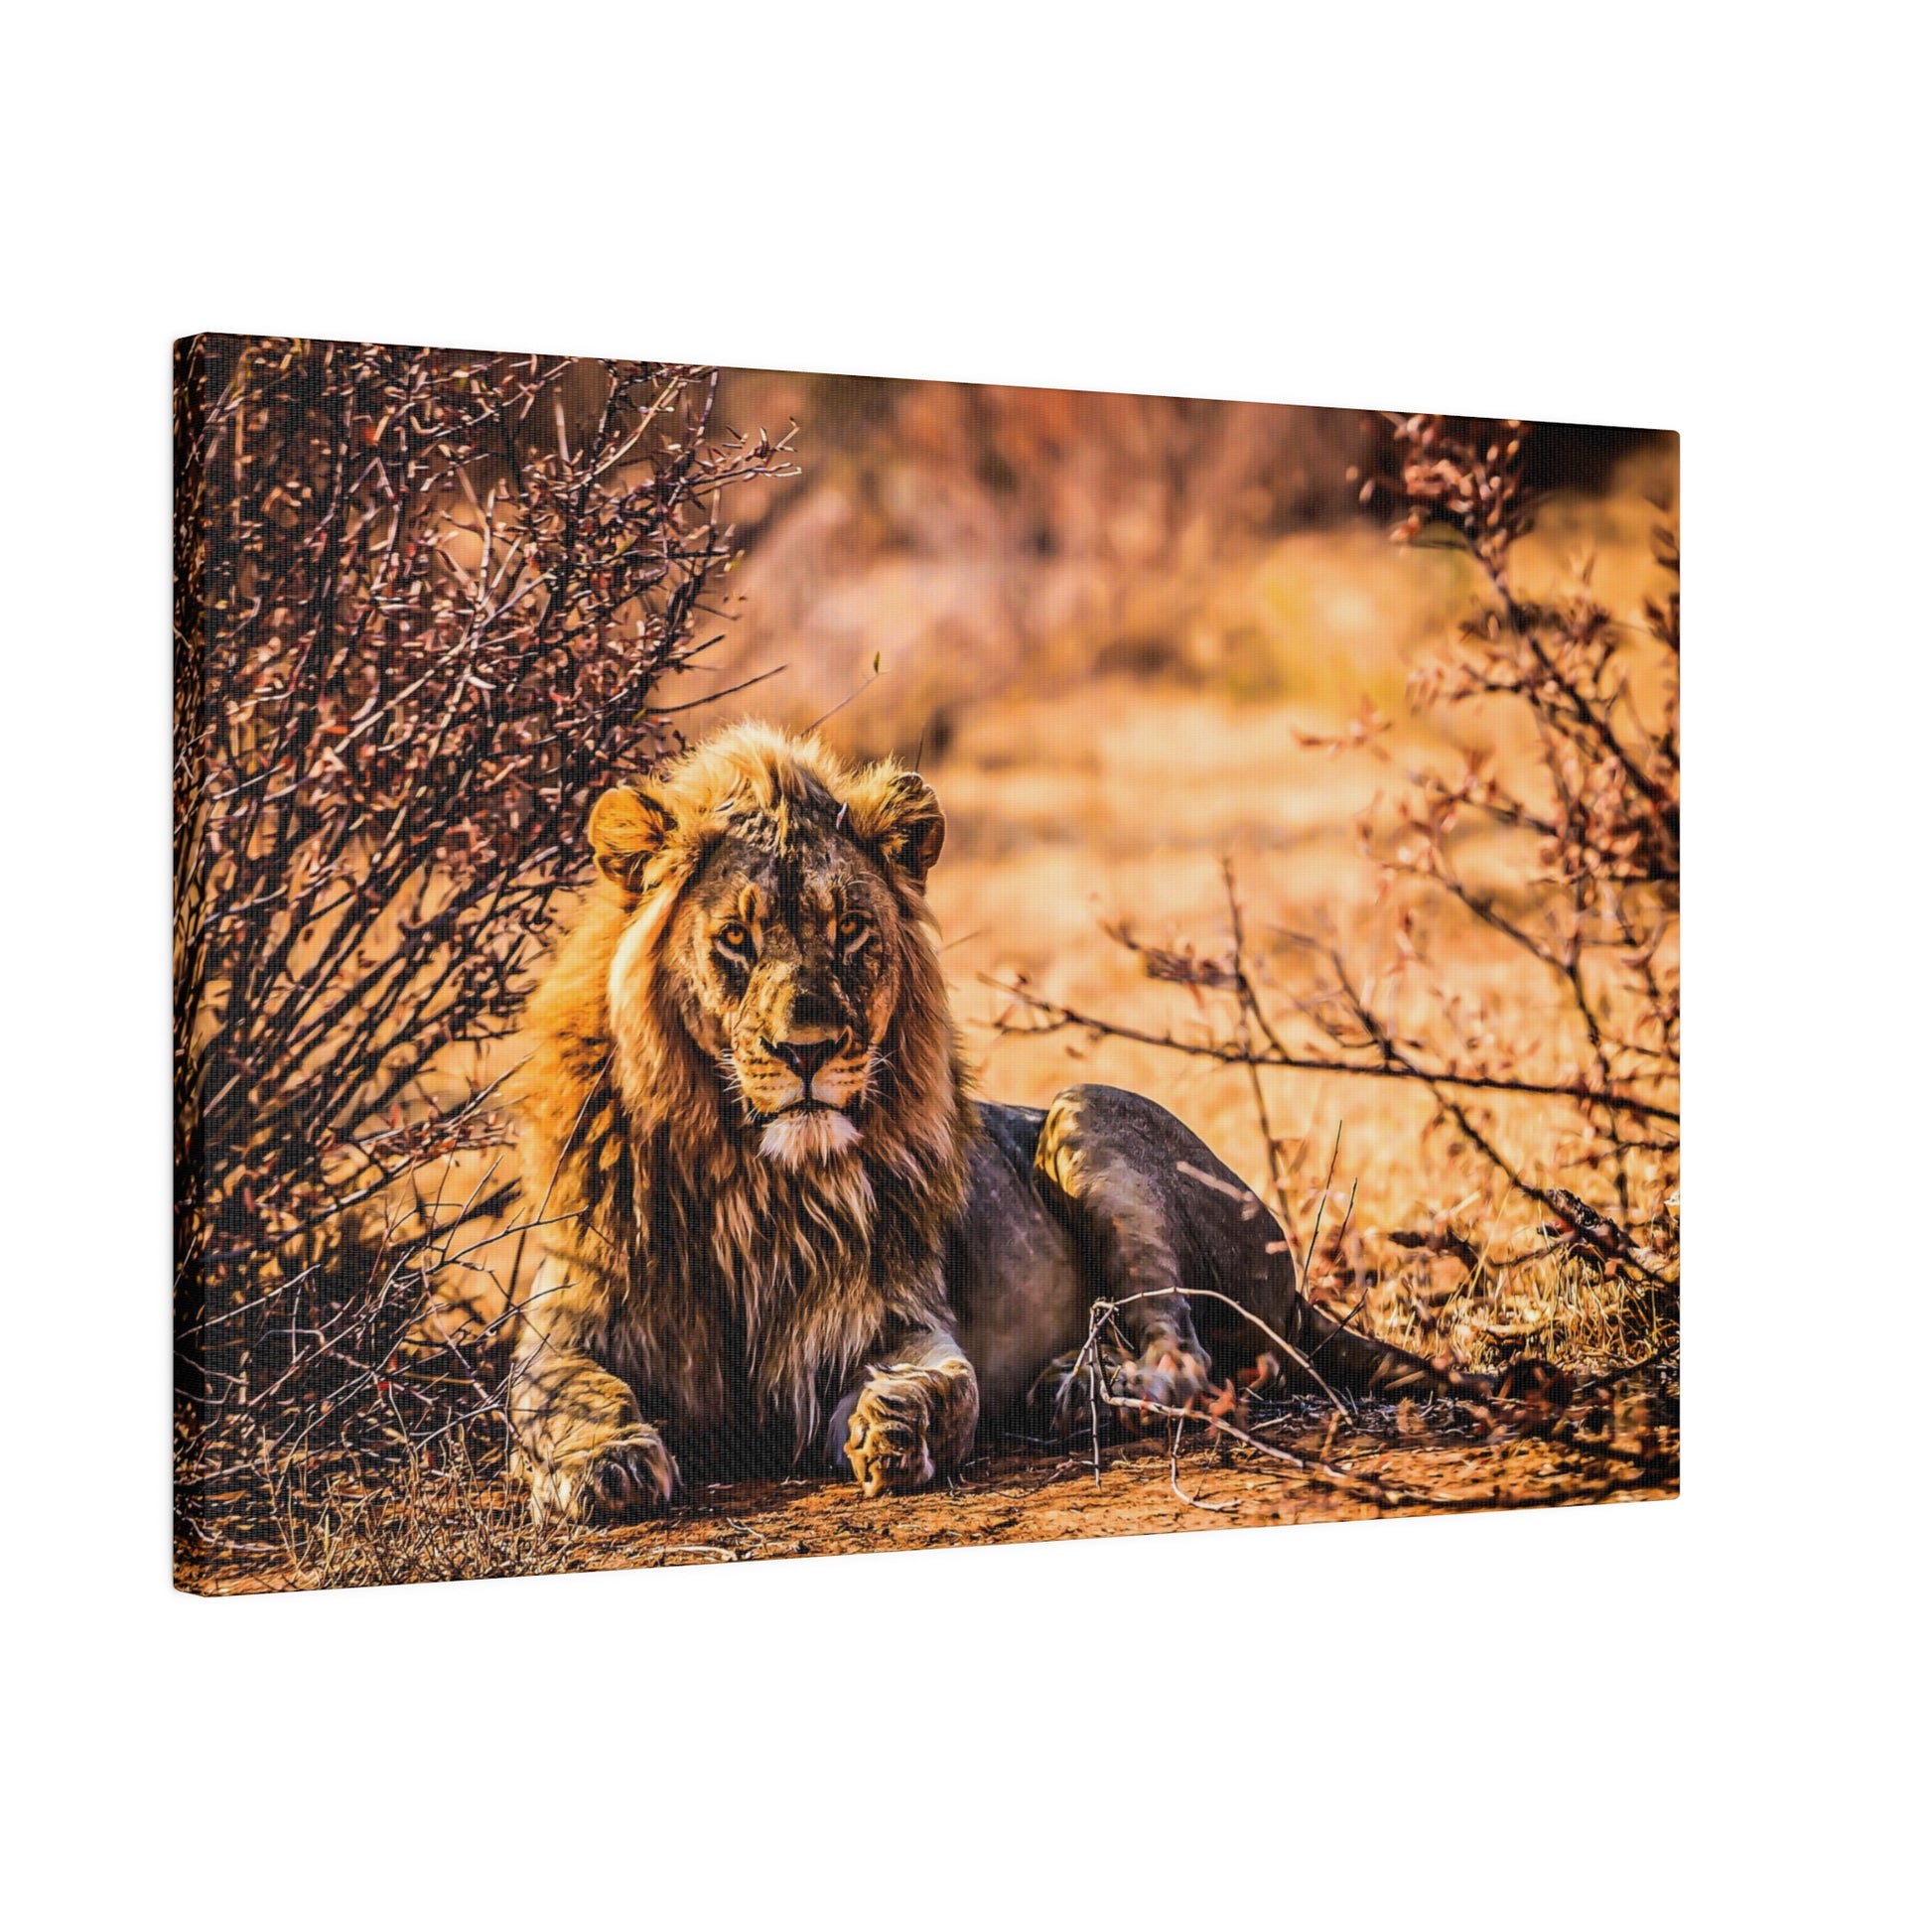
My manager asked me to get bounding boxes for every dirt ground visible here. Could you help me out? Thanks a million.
[194,1375,1677,1592]
[569,1393,1678,1575]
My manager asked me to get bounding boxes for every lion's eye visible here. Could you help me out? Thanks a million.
[715,921,754,961]
[837,913,870,951]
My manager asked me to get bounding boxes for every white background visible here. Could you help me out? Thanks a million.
[3,4,1922,1925]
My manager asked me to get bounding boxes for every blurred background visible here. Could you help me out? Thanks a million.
[672,373,1677,1239]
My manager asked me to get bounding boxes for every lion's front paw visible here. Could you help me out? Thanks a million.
[843,1360,976,1500]
[529,1427,679,1525]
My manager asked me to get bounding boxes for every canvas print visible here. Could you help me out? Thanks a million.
[174,336,1680,1593]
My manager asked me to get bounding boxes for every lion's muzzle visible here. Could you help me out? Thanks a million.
[761,1030,850,1092]
[741,1022,873,1162]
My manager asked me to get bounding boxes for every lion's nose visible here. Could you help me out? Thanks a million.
[765,1034,846,1085]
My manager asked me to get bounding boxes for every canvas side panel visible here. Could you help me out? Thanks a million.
[172,333,219,1593]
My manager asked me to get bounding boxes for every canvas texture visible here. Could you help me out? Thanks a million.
[173,336,1680,1593]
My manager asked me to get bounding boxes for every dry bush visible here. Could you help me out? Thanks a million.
[995,416,1681,1381]
[174,337,793,1584]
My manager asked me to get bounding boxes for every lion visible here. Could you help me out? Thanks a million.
[509,721,1476,1521]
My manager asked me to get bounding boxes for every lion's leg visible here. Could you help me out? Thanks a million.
[509,1272,678,1523]
[1034,1083,1476,1410]
[1030,1087,1217,1426]
[828,1325,980,1499]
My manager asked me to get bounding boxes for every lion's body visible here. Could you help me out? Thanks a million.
[510,724,1463,1520]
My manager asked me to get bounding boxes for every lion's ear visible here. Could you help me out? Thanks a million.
[588,784,678,897]
[848,768,945,886]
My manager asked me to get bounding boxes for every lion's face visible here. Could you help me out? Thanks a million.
[585,727,948,1170]
[661,824,906,1164]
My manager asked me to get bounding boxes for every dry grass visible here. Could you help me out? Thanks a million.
[233,1440,581,1594]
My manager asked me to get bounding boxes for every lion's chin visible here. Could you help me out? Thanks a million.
[759,1109,863,1167]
